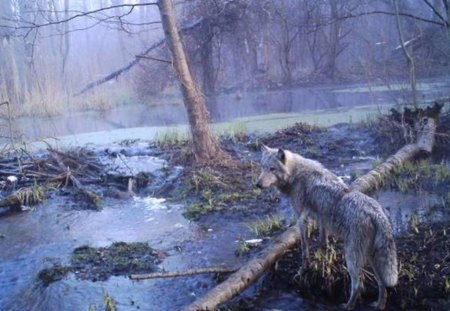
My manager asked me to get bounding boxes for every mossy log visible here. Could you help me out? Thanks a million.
[183,116,437,311]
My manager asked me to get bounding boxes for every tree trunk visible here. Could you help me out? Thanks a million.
[394,0,417,107]
[183,116,437,311]
[157,0,228,164]
[62,0,70,78]
[325,0,340,81]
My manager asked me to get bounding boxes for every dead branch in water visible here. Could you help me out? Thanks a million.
[0,148,104,211]
[49,149,102,209]
[183,114,438,311]
[130,267,237,280]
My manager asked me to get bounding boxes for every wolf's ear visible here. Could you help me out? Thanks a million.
[277,148,286,164]
[261,144,270,153]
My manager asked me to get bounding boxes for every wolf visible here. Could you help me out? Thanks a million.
[256,145,398,310]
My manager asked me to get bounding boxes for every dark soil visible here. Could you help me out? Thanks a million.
[254,222,450,311]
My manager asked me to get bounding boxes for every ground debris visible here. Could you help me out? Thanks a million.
[262,221,450,310]
[38,242,161,285]
[0,147,152,212]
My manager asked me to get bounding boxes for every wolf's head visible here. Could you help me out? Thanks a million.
[255,145,292,190]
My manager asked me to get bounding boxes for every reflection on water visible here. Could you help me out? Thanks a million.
[10,75,450,142]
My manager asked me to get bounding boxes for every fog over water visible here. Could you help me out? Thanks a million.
[0,0,448,144]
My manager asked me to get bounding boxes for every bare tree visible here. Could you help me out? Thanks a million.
[157,0,229,164]
[394,0,418,107]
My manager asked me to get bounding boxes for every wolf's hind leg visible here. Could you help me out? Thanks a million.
[343,246,362,310]
[369,261,387,310]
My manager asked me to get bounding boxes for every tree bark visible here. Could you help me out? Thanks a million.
[183,116,437,311]
[351,117,436,193]
[184,227,300,311]
[158,0,228,164]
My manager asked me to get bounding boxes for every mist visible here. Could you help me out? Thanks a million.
[0,0,449,142]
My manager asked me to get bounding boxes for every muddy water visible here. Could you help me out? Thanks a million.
[0,152,247,311]
[1,151,447,310]
[334,158,450,234]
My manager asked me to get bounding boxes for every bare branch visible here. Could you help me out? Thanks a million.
[73,17,204,96]
[339,10,447,27]
[135,55,172,64]
[423,0,449,26]
[0,2,158,36]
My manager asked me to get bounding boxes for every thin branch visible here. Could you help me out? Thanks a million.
[0,2,158,33]
[339,10,446,27]
[423,0,449,26]
[130,267,236,280]
[135,54,172,64]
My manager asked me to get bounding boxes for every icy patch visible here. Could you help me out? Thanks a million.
[243,239,263,245]
[134,197,167,210]
[100,153,166,175]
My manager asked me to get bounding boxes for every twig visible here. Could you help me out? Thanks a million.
[135,54,172,64]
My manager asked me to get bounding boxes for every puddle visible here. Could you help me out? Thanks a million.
[377,191,448,234]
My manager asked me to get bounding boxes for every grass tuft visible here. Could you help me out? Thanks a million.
[247,214,284,237]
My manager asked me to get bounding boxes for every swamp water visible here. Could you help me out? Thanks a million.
[7,75,450,145]
[0,149,246,311]
[0,77,449,310]
[1,149,448,310]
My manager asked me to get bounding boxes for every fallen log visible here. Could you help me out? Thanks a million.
[350,117,436,193]
[183,116,437,311]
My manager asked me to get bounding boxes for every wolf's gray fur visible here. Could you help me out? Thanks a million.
[256,145,398,310]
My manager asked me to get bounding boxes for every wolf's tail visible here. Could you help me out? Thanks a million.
[373,217,398,287]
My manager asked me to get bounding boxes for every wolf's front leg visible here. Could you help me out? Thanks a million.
[297,214,310,270]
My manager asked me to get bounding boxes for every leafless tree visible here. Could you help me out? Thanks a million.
[158,0,229,163]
